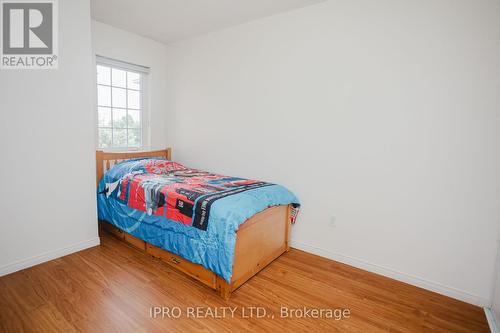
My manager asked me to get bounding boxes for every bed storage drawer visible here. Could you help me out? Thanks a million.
[124,233,146,251]
[99,220,217,289]
[146,243,217,289]
[100,220,125,239]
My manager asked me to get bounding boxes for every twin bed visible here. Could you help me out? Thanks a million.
[96,148,299,299]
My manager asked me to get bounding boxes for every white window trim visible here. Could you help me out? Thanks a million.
[95,55,151,151]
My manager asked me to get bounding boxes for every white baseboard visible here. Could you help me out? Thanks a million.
[290,239,490,307]
[485,307,499,333]
[0,237,101,277]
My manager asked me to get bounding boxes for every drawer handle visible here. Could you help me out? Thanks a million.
[171,257,181,264]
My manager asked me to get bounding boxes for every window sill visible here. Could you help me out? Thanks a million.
[97,146,150,152]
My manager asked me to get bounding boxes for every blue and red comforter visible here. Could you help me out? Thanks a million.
[97,158,299,282]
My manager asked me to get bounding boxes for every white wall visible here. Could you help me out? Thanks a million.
[91,20,169,150]
[0,0,99,274]
[492,245,500,327]
[164,0,500,305]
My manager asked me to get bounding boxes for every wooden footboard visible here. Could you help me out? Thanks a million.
[96,148,291,299]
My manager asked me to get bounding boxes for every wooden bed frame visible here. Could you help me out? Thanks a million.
[96,148,291,299]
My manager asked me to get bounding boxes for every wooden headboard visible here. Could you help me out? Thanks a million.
[96,148,172,185]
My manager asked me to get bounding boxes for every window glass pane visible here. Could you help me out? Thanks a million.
[127,90,140,109]
[128,129,141,147]
[97,85,111,107]
[112,108,127,128]
[96,60,147,149]
[127,72,141,90]
[97,65,110,85]
[98,128,112,148]
[113,129,127,147]
[128,109,140,129]
[112,68,127,88]
[112,87,126,108]
[98,107,111,127]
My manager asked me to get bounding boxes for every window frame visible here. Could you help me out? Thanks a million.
[95,55,150,151]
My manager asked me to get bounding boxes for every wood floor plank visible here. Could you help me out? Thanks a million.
[0,233,490,333]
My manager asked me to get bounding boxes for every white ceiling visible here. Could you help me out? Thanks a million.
[90,0,325,45]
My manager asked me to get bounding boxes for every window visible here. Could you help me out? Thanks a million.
[96,56,149,149]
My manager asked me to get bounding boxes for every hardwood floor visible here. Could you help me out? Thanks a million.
[0,233,489,333]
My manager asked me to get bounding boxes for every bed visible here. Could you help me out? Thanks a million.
[96,148,299,299]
